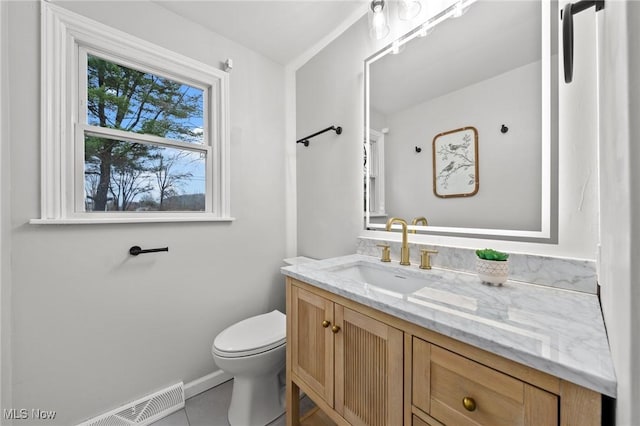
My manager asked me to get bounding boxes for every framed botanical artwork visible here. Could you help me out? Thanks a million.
[432,126,479,198]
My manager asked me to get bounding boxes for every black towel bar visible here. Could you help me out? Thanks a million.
[297,125,342,147]
[129,246,169,256]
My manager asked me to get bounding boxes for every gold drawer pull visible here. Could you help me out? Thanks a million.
[331,325,341,334]
[322,320,331,328]
[462,396,476,412]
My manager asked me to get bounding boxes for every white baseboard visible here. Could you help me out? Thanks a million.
[184,369,233,400]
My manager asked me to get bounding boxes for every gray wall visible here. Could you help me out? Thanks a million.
[295,16,373,259]
[597,1,640,423]
[1,0,12,418]
[5,1,287,424]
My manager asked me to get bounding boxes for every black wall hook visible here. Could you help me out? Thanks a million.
[562,0,605,83]
[129,246,169,256]
[501,124,509,134]
[415,146,422,153]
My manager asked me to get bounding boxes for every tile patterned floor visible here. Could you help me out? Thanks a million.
[150,379,314,426]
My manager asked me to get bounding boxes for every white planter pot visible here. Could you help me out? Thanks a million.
[476,258,509,285]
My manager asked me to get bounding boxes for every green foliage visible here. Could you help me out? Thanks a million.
[86,54,202,138]
[475,248,509,261]
[84,54,203,211]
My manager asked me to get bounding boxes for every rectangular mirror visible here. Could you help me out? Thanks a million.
[364,0,558,241]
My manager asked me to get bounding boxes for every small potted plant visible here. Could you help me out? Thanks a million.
[475,248,509,285]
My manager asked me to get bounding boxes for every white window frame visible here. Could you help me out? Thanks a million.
[367,128,386,218]
[34,2,232,224]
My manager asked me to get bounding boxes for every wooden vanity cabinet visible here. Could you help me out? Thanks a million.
[286,277,603,426]
[289,282,404,426]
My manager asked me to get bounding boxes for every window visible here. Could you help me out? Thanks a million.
[365,128,386,218]
[37,2,231,223]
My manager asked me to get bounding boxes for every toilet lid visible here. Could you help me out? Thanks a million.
[213,310,286,357]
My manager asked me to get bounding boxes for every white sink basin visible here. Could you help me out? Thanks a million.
[330,262,428,295]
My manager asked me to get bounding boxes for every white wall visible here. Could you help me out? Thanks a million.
[296,2,598,260]
[380,61,541,231]
[0,0,13,421]
[6,1,287,424]
[597,1,640,424]
[370,108,387,132]
[295,17,371,259]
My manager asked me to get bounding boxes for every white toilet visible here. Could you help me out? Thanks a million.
[212,309,286,426]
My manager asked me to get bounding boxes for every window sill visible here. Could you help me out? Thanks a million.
[368,212,388,218]
[30,216,235,225]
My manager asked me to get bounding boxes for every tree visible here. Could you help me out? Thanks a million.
[151,151,194,210]
[85,55,202,211]
[109,144,154,211]
[84,164,100,211]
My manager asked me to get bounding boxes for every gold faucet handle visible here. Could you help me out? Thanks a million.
[420,249,438,270]
[376,244,391,262]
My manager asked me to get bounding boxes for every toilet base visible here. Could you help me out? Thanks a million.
[228,373,284,426]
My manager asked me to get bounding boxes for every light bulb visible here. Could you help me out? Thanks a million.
[369,0,390,40]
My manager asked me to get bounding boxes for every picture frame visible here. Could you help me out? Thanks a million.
[432,126,479,198]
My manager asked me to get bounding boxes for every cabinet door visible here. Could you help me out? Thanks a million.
[334,305,404,426]
[291,285,334,405]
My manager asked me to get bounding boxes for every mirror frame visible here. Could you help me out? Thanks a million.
[363,0,557,242]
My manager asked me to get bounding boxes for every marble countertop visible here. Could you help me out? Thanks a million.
[281,254,616,397]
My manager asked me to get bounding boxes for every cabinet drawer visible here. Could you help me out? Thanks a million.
[413,340,558,426]
[431,344,524,425]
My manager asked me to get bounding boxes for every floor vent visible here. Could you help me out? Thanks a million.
[78,382,185,426]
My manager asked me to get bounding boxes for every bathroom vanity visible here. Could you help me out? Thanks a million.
[281,255,615,426]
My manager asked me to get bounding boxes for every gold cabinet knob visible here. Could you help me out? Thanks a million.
[331,325,341,334]
[462,396,476,412]
[321,320,331,328]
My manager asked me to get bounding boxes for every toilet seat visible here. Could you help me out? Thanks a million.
[213,310,286,358]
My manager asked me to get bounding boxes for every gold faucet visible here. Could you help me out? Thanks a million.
[385,217,410,265]
[410,216,429,233]
[419,249,438,270]
[376,244,391,262]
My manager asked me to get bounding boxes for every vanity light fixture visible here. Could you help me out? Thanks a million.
[452,0,470,18]
[369,0,390,40]
[398,0,422,21]
[416,23,434,38]
[391,40,405,55]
